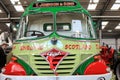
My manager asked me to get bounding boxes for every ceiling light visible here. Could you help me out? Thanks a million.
[14,5,24,12]
[0,9,2,13]
[116,0,120,3]
[115,23,120,29]
[90,0,99,3]
[115,26,120,29]
[107,30,112,32]
[88,0,99,10]
[102,21,108,25]
[10,0,24,12]
[10,0,19,4]
[101,21,108,29]
[87,4,97,10]
[102,25,106,29]
[13,27,17,31]
[111,0,120,10]
[14,1,21,5]
[111,4,120,10]
[6,23,10,27]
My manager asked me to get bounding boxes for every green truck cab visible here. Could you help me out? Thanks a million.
[0,0,112,80]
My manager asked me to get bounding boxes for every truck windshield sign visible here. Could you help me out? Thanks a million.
[33,2,76,7]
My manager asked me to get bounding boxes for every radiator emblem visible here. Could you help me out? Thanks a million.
[41,48,68,71]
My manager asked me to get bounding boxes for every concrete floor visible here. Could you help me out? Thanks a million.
[111,74,115,80]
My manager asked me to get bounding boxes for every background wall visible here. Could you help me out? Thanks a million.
[101,39,120,51]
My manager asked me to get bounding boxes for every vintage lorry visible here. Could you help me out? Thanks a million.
[0,0,116,80]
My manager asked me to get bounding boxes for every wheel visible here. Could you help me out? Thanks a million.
[116,63,120,80]
[26,30,44,37]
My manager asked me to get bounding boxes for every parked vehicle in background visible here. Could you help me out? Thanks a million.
[0,32,12,72]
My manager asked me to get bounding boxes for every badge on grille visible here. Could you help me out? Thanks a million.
[41,48,68,72]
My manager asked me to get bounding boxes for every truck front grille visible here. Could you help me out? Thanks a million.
[31,54,76,76]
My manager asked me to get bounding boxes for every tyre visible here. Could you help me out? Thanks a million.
[116,63,120,80]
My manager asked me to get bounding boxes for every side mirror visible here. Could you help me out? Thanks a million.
[5,46,12,54]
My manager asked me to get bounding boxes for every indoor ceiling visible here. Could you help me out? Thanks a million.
[0,0,120,39]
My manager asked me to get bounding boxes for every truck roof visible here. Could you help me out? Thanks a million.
[22,0,90,17]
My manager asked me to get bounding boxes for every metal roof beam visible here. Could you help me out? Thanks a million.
[96,0,112,40]
[0,16,120,22]
[92,16,120,18]
[0,0,11,18]
[99,0,111,15]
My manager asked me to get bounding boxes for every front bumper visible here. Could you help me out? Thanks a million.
[0,71,112,80]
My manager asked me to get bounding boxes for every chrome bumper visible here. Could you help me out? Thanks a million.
[0,71,112,80]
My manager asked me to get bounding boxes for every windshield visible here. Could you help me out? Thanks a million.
[56,12,96,39]
[17,12,96,39]
[17,13,53,39]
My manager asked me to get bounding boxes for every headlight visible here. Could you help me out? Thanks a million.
[3,61,26,75]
